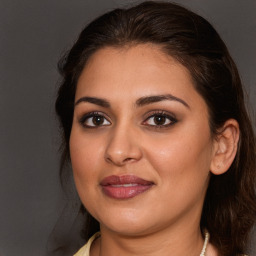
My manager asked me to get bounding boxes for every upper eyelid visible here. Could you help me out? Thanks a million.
[78,111,111,123]
[79,111,110,119]
[143,110,177,119]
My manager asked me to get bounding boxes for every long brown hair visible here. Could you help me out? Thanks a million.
[55,1,256,255]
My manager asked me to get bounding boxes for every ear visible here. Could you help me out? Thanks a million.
[210,119,240,175]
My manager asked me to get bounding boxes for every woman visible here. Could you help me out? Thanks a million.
[55,1,256,255]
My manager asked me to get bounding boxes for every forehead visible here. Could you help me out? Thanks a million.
[75,44,205,110]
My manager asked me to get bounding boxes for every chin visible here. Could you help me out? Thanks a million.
[102,223,154,237]
[97,210,154,236]
[99,210,172,238]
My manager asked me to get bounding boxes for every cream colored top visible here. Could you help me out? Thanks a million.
[74,232,101,256]
[74,232,249,256]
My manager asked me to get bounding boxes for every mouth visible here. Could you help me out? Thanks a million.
[100,175,154,199]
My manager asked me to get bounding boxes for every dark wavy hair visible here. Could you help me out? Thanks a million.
[55,1,256,255]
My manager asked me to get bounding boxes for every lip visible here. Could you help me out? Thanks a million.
[100,175,154,199]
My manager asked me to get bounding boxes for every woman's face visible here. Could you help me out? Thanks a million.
[70,44,216,236]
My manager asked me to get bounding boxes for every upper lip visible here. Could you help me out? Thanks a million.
[100,175,154,186]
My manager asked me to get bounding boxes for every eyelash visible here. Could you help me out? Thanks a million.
[79,111,177,129]
[79,112,111,128]
[143,110,177,128]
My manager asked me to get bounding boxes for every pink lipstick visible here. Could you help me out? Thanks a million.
[100,175,154,199]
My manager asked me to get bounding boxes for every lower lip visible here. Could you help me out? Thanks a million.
[101,184,153,199]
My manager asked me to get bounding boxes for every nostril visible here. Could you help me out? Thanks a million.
[124,157,134,162]
[106,157,113,164]
[105,156,137,166]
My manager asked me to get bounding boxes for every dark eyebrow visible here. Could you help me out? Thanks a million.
[135,94,190,109]
[75,97,110,108]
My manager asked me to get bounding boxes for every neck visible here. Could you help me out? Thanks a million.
[93,223,205,256]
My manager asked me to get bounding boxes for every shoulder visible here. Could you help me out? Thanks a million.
[73,232,101,256]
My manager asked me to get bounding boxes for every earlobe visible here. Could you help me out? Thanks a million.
[210,119,240,175]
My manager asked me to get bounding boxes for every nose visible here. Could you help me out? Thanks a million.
[104,125,143,166]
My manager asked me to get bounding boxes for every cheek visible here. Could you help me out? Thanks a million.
[69,128,103,196]
[69,129,106,218]
[70,126,105,172]
[143,125,213,186]
[70,140,94,179]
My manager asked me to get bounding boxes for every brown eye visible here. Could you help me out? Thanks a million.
[144,112,177,127]
[80,113,111,127]
[154,115,167,125]
[92,116,105,126]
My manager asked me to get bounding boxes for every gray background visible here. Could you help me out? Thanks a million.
[0,0,255,255]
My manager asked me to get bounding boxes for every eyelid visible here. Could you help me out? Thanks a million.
[143,110,177,120]
[78,111,111,128]
[142,110,177,127]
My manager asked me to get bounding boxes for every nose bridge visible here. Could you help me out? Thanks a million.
[105,121,142,165]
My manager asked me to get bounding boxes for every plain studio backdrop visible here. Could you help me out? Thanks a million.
[0,0,255,255]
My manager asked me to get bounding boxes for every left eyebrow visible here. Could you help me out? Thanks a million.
[135,94,190,109]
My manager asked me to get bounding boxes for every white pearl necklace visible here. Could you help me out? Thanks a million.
[199,231,210,256]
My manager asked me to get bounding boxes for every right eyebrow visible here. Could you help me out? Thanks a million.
[75,96,110,108]
[135,94,190,109]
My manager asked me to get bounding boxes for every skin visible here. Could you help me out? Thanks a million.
[70,44,239,256]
